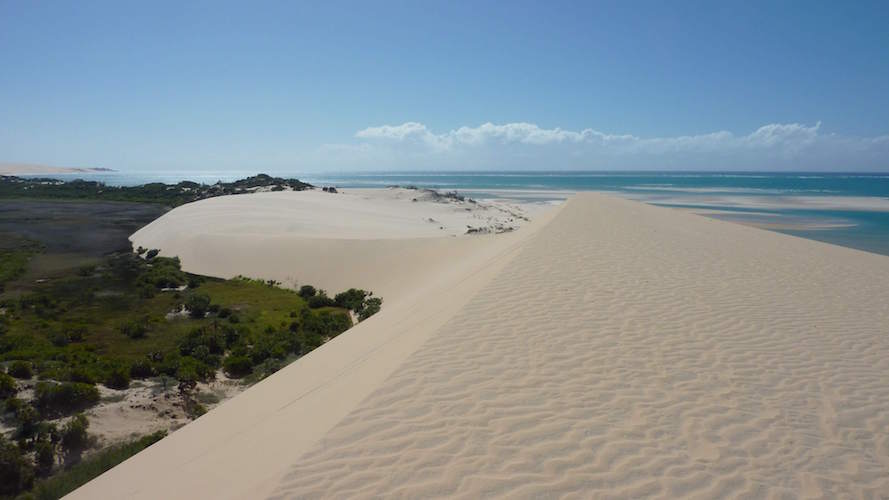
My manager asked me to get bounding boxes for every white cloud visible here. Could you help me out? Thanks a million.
[324,121,889,170]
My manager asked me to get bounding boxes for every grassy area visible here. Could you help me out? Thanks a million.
[0,254,354,384]
[27,430,166,500]
[0,177,383,498]
[0,242,40,293]
[0,251,379,498]
[0,174,312,207]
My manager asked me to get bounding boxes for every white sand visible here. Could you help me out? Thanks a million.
[0,162,107,175]
[130,188,543,304]
[73,193,889,498]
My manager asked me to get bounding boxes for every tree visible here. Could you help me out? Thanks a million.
[298,285,316,299]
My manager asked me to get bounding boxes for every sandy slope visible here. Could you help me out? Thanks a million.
[74,194,889,498]
[130,189,541,304]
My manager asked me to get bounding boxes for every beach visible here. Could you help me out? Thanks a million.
[72,190,889,498]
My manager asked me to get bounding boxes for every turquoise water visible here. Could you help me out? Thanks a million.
[18,171,889,256]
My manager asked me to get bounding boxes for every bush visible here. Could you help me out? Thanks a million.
[50,330,70,347]
[0,372,16,398]
[35,439,55,476]
[0,434,34,496]
[104,363,131,390]
[29,431,166,500]
[298,285,316,299]
[34,382,100,417]
[66,324,87,342]
[307,292,336,309]
[61,413,91,465]
[217,307,232,318]
[15,403,40,439]
[175,356,214,384]
[334,288,368,311]
[120,319,149,339]
[69,365,99,385]
[185,292,211,318]
[4,396,25,414]
[222,355,253,378]
[129,359,154,379]
[359,297,383,321]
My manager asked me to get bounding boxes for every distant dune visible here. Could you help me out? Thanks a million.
[73,192,889,499]
[0,162,113,175]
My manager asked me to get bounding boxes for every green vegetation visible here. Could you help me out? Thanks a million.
[0,242,40,293]
[33,382,100,417]
[28,430,166,500]
[0,174,312,208]
[0,175,384,498]
[0,247,380,498]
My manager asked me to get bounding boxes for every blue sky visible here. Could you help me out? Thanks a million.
[1,0,887,172]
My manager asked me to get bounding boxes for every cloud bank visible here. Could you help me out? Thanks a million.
[316,121,888,171]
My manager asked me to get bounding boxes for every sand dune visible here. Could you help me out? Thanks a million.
[74,193,889,498]
[0,162,109,175]
[130,189,542,304]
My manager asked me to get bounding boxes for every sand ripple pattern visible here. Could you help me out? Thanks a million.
[272,194,889,499]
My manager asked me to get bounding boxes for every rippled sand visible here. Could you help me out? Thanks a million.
[73,193,889,499]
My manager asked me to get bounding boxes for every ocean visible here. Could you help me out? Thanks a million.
[19,170,889,257]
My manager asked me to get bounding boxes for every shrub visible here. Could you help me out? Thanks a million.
[176,356,214,384]
[0,372,16,398]
[297,285,316,299]
[129,359,154,379]
[50,330,70,347]
[0,434,34,496]
[34,382,100,417]
[29,431,166,500]
[217,307,232,318]
[9,360,34,380]
[66,324,87,342]
[185,292,211,318]
[15,403,40,439]
[61,413,92,465]
[69,365,99,385]
[222,355,253,378]
[334,288,368,311]
[4,396,25,414]
[35,439,55,475]
[104,363,131,390]
[120,319,149,339]
[359,297,383,321]
[307,292,336,309]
